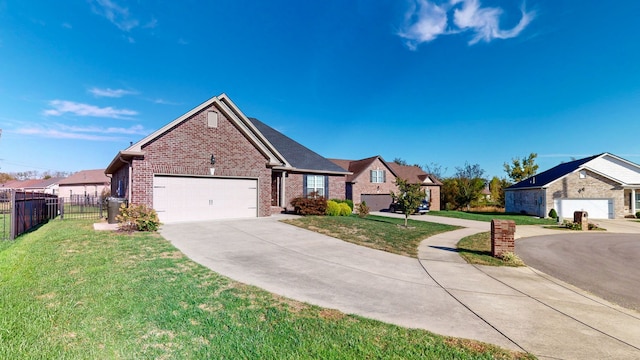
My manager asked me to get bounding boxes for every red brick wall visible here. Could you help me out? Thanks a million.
[281,173,345,212]
[351,158,397,204]
[425,185,441,211]
[491,219,515,257]
[129,104,272,217]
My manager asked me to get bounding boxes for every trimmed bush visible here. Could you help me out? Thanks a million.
[548,208,558,219]
[290,196,327,215]
[330,198,354,212]
[338,202,352,216]
[326,200,341,216]
[116,203,160,232]
[636,211,640,218]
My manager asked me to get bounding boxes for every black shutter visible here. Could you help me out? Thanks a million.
[324,175,329,198]
[303,174,308,197]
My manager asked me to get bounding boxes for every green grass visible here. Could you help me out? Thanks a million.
[282,215,461,258]
[427,211,557,225]
[0,219,533,359]
[457,232,524,267]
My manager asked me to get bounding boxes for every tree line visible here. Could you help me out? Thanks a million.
[394,153,538,211]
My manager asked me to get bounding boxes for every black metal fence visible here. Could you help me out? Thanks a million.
[1,189,10,241]
[60,195,106,220]
[0,191,105,241]
[10,191,59,240]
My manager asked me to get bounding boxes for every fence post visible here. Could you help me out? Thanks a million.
[10,190,16,240]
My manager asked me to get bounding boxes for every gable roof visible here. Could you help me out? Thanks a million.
[24,177,64,189]
[248,118,349,174]
[505,153,631,190]
[106,94,348,175]
[387,163,443,186]
[329,156,397,182]
[59,169,110,186]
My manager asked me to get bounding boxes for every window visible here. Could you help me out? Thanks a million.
[636,193,640,211]
[306,175,325,197]
[370,170,385,183]
[579,170,587,179]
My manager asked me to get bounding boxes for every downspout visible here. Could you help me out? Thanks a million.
[118,155,133,203]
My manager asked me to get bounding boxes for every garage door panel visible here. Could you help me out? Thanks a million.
[554,198,613,219]
[361,194,393,212]
[153,176,258,223]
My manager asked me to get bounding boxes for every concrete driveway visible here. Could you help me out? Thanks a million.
[160,214,640,359]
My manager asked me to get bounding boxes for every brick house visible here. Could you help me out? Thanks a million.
[505,153,640,219]
[387,163,442,211]
[329,156,398,211]
[58,170,110,198]
[330,157,442,211]
[105,94,349,223]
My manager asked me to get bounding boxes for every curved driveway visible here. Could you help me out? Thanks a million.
[160,214,640,359]
[517,233,640,312]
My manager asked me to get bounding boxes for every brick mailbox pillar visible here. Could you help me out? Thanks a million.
[491,219,516,258]
[573,211,588,231]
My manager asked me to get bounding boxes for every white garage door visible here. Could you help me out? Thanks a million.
[153,176,258,223]
[554,198,613,219]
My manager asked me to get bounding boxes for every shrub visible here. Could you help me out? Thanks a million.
[356,201,370,218]
[326,200,341,216]
[290,196,327,215]
[116,203,160,232]
[562,220,581,230]
[330,199,354,212]
[548,208,558,219]
[500,252,524,266]
[338,202,352,216]
[636,211,640,218]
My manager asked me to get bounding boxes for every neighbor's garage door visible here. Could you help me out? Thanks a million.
[361,194,393,212]
[554,198,614,219]
[153,175,258,223]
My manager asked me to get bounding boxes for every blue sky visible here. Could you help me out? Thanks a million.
[1,0,639,179]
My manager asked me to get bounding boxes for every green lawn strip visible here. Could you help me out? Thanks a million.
[426,211,557,225]
[282,215,461,258]
[0,219,533,359]
[456,232,524,267]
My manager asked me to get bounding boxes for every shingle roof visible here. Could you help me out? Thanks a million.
[387,163,442,185]
[58,169,110,185]
[506,154,602,190]
[248,118,348,173]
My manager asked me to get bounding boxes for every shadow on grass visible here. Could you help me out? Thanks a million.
[457,248,492,257]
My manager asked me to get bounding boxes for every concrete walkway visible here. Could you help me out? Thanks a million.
[160,213,640,360]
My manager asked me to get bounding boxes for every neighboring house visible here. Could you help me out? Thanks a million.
[58,169,110,199]
[329,157,442,211]
[0,178,62,194]
[105,94,349,223]
[387,163,442,211]
[505,153,640,219]
[330,156,398,211]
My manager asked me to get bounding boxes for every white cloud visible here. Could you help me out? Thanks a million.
[14,124,149,141]
[452,0,534,45]
[90,0,139,32]
[44,100,138,119]
[398,0,448,50]
[398,0,535,49]
[89,87,137,98]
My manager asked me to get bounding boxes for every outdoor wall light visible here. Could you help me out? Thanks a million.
[210,154,216,165]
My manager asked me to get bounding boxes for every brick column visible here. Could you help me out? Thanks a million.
[573,211,588,231]
[491,219,516,257]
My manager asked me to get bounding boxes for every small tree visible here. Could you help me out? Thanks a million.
[391,178,426,227]
[454,162,486,211]
[504,153,539,183]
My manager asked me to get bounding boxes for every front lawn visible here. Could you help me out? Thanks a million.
[427,211,557,225]
[282,215,460,257]
[0,219,532,359]
[457,232,524,267]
